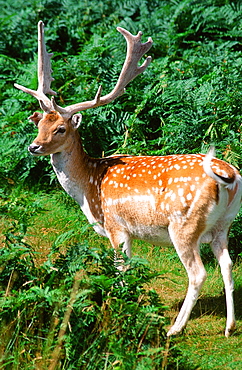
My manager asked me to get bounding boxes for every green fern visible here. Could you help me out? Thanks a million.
[1,0,242,178]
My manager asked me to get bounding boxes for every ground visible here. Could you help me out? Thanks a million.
[1,188,242,369]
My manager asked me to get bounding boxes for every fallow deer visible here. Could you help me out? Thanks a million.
[15,21,241,337]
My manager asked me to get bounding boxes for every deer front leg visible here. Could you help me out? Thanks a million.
[106,226,132,271]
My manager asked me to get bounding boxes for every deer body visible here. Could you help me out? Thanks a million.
[15,21,241,337]
[30,111,241,337]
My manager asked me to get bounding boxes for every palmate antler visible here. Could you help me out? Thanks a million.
[14,21,153,119]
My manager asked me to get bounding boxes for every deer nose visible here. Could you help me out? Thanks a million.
[28,143,42,154]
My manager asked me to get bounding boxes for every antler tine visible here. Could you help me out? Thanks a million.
[37,21,57,97]
[114,27,153,89]
[14,21,56,112]
[53,27,153,118]
[51,85,103,116]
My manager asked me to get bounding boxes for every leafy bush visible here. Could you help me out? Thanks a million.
[0,220,186,369]
[229,209,242,260]
[0,3,241,368]
[1,0,242,184]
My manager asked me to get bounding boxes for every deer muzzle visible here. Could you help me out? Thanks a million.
[28,143,44,156]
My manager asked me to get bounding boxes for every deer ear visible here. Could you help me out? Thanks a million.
[71,114,82,129]
[28,112,43,126]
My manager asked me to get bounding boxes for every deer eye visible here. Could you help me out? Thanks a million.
[55,126,66,134]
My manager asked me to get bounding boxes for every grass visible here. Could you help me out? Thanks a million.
[137,243,242,369]
[140,250,242,369]
[1,185,242,369]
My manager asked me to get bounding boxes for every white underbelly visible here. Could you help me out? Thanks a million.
[128,224,172,246]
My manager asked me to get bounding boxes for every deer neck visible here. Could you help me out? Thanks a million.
[50,133,106,237]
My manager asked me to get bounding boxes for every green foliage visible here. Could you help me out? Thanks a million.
[0,1,242,366]
[1,0,242,184]
[0,182,241,369]
[0,219,182,369]
[229,209,242,260]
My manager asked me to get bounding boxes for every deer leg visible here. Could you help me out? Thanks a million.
[211,231,235,337]
[106,227,132,271]
[167,226,207,336]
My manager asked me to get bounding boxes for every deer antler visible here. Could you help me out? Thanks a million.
[14,21,56,112]
[52,28,153,118]
[15,22,153,117]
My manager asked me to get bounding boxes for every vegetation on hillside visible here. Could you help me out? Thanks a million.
[0,0,242,368]
[1,0,242,180]
[1,0,241,256]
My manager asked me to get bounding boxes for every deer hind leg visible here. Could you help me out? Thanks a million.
[167,225,207,337]
[211,229,235,337]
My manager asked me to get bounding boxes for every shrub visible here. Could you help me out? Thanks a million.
[0,221,183,369]
[1,0,242,183]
